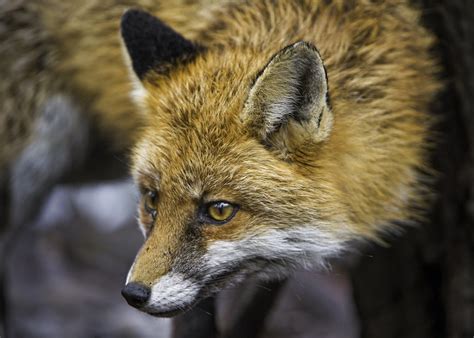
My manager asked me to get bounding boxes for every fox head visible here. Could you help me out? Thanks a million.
[119,9,431,316]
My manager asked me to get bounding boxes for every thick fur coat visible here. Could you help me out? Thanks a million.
[0,0,441,317]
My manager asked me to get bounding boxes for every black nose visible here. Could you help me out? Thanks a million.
[121,282,151,308]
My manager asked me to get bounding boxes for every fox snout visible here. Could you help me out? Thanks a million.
[121,279,195,317]
[123,267,201,317]
[121,224,347,317]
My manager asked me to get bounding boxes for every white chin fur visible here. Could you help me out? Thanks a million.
[143,273,199,315]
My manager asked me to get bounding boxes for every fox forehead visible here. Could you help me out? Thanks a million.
[132,126,256,195]
[131,82,248,182]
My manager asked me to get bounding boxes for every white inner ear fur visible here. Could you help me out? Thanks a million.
[242,41,332,144]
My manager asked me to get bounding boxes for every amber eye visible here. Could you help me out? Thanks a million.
[143,190,158,219]
[206,201,238,223]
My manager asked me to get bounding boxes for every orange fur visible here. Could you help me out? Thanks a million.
[0,0,443,315]
[127,0,441,292]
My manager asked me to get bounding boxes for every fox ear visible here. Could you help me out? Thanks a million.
[242,42,332,152]
[121,9,198,79]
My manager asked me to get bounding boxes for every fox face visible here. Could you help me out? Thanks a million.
[119,5,438,316]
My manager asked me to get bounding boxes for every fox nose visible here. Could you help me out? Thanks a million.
[121,282,151,308]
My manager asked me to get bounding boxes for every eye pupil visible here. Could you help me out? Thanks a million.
[144,190,158,219]
[148,191,156,202]
[216,203,225,215]
[206,201,237,223]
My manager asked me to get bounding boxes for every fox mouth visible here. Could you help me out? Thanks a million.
[146,307,189,317]
[140,295,203,318]
[138,298,199,317]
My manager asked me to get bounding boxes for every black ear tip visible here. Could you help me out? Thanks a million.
[121,8,141,23]
[120,8,156,35]
[121,9,136,29]
[121,8,149,21]
[120,7,199,79]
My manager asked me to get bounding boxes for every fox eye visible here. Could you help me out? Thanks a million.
[205,201,238,224]
[143,190,158,219]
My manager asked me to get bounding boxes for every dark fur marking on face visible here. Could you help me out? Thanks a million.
[171,218,207,274]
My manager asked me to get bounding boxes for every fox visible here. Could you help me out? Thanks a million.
[0,0,442,327]
[117,0,442,317]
